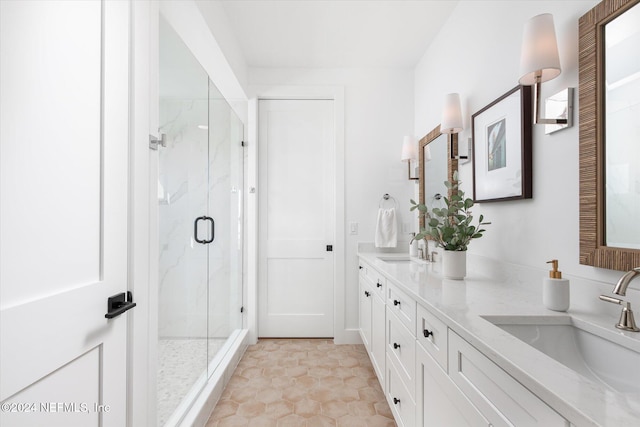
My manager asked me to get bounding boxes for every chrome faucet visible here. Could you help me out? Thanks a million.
[613,267,640,295]
[599,267,640,332]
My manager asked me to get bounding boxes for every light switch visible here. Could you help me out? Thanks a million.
[349,222,358,235]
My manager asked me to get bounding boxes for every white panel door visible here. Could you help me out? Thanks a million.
[0,2,130,426]
[258,100,334,337]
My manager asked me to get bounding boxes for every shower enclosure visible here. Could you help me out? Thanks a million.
[157,17,244,426]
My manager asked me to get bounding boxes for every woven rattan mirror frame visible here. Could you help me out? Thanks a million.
[579,0,640,271]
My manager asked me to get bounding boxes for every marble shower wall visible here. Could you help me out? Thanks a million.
[158,93,244,341]
[158,97,210,338]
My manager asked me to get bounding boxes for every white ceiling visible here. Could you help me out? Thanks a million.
[214,0,459,68]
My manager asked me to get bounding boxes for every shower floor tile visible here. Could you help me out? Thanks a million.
[206,339,396,426]
[158,338,228,426]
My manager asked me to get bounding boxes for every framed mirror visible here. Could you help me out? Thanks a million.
[579,0,640,271]
[418,125,458,229]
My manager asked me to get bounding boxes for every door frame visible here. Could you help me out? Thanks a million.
[129,1,155,426]
[247,85,355,344]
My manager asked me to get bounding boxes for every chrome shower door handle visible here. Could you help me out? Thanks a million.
[194,216,215,244]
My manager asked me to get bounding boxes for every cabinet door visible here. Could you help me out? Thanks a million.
[370,293,386,385]
[386,355,416,427]
[417,343,489,427]
[448,330,569,427]
[359,279,372,351]
[386,308,416,388]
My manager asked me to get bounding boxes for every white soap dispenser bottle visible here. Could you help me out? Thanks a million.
[543,259,570,311]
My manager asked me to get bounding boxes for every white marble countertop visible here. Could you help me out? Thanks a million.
[358,251,640,427]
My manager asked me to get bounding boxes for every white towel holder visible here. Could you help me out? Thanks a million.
[379,194,397,208]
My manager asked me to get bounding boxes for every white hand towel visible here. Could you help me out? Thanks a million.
[375,208,397,248]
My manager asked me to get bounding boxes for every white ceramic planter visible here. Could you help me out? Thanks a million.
[442,250,467,280]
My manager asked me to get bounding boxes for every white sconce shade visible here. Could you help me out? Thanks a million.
[401,135,418,161]
[441,93,463,134]
[519,13,561,85]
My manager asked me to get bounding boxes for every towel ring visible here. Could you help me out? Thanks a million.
[379,193,398,208]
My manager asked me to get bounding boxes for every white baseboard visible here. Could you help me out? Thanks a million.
[334,328,363,345]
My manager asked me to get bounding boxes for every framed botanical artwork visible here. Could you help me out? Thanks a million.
[471,85,532,203]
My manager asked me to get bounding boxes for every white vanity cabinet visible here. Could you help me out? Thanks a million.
[358,261,386,385]
[385,284,418,426]
[359,277,372,350]
[358,256,571,427]
[371,287,386,383]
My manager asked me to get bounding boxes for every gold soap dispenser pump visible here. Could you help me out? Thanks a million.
[543,259,570,311]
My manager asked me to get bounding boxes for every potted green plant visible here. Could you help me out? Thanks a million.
[410,171,490,279]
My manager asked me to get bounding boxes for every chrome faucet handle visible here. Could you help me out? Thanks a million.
[599,295,640,332]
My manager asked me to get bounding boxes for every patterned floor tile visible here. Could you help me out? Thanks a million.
[206,339,396,427]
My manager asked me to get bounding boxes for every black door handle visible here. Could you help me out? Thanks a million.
[194,216,207,244]
[424,329,433,338]
[204,217,214,244]
[105,292,136,319]
[194,216,215,244]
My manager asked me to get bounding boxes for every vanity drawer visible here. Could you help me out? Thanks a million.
[361,261,386,292]
[416,303,448,372]
[386,282,416,333]
[370,274,385,299]
[386,307,416,388]
[386,354,416,427]
[448,330,568,427]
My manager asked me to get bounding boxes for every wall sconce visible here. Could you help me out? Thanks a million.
[441,93,469,160]
[519,13,573,126]
[401,135,419,181]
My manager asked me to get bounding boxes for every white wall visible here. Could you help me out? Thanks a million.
[249,68,416,334]
[414,0,631,291]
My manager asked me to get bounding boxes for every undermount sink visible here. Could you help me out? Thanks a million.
[482,315,640,394]
[377,256,411,264]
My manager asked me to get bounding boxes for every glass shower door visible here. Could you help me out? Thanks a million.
[207,81,244,372]
[157,14,245,427]
[157,16,210,426]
